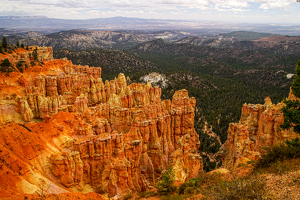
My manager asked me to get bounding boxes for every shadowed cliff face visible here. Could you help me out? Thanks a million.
[218,94,300,170]
[0,47,202,198]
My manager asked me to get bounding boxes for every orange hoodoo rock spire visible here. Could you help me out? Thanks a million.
[218,95,300,170]
[0,46,202,198]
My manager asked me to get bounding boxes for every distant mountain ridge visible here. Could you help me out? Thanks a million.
[3,27,299,55]
[3,29,191,50]
[174,31,274,48]
[1,16,300,35]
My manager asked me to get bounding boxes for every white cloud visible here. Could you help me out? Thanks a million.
[256,0,294,10]
[2,0,234,9]
[5,0,296,11]
[65,11,80,15]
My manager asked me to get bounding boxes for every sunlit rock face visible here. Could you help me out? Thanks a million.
[49,88,203,197]
[218,96,300,170]
[0,46,202,198]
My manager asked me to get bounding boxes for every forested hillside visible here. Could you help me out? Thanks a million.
[54,48,157,80]
[174,34,300,55]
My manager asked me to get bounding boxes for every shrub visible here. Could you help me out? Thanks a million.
[183,187,194,195]
[0,58,14,74]
[155,165,177,195]
[254,139,300,169]
[286,138,300,148]
[16,60,27,73]
[179,178,202,194]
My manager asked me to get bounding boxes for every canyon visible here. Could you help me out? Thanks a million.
[1,45,300,199]
[0,46,202,198]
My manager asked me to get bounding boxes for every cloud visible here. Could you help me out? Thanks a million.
[1,0,243,9]
[5,0,295,11]
[256,0,294,10]
[65,11,80,15]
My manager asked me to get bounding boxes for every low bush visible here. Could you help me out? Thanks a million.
[155,166,177,195]
[255,157,300,175]
[254,138,300,169]
[179,178,202,194]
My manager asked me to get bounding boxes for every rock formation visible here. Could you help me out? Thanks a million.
[218,96,300,170]
[0,46,202,198]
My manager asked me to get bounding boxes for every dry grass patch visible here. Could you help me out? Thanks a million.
[201,173,275,200]
[255,157,300,175]
[264,171,300,199]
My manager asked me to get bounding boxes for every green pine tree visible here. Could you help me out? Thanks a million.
[2,36,7,49]
[155,166,176,195]
[16,41,20,47]
[32,47,38,61]
[280,60,300,134]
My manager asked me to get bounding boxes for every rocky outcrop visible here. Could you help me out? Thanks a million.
[218,97,300,170]
[0,47,202,198]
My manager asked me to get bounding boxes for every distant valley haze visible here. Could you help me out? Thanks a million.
[0,16,300,36]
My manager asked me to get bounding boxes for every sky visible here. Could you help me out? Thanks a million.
[1,0,300,24]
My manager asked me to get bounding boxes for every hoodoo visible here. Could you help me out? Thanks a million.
[0,46,202,198]
[218,93,300,170]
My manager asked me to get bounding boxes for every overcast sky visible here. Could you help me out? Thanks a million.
[1,0,300,24]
